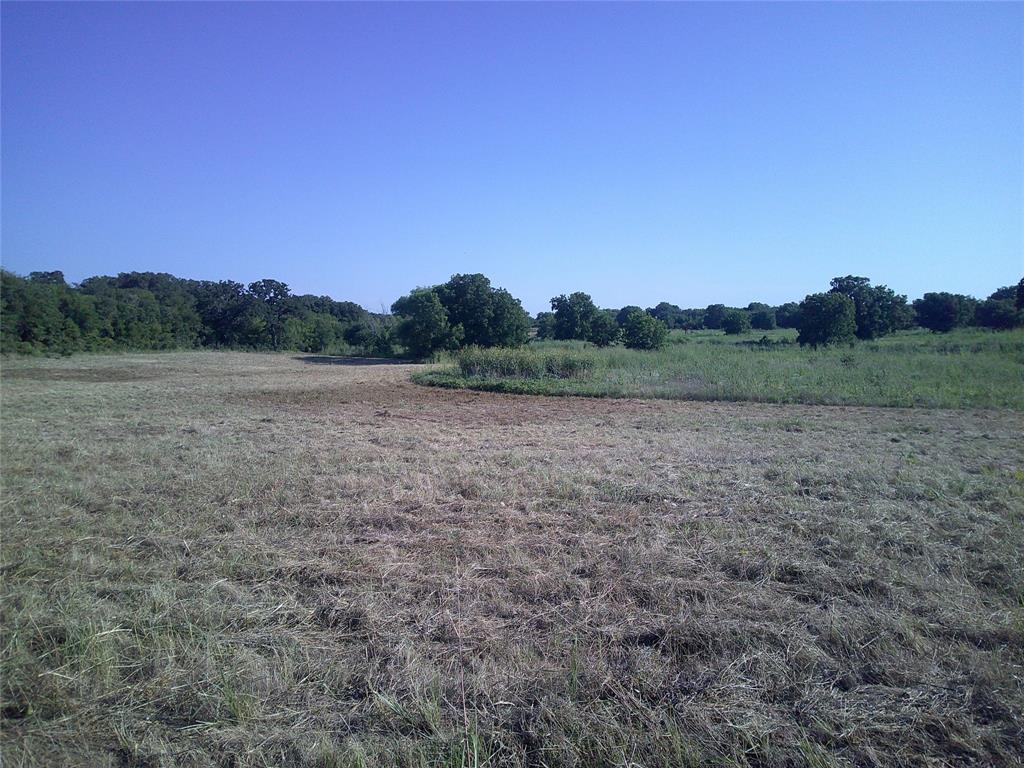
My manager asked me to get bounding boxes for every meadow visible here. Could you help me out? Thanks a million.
[416,328,1024,410]
[1,350,1022,767]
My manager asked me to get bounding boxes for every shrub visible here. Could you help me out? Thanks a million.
[722,310,752,335]
[622,310,668,350]
[797,292,856,347]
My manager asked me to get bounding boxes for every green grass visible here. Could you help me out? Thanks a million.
[414,328,1024,409]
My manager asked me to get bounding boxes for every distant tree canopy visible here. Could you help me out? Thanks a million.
[749,309,776,330]
[775,302,801,329]
[913,292,977,333]
[971,283,1024,330]
[974,298,1022,330]
[703,304,727,330]
[797,293,856,347]
[534,312,557,340]
[621,310,668,350]
[616,306,643,327]
[722,310,752,335]
[1,269,374,355]
[658,303,705,330]
[4,267,1021,357]
[390,273,530,358]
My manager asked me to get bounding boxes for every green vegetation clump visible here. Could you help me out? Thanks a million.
[587,311,621,347]
[457,346,597,379]
[797,292,856,347]
[913,292,978,333]
[828,275,913,340]
[391,289,462,358]
[621,310,668,350]
[391,273,531,358]
[722,310,752,335]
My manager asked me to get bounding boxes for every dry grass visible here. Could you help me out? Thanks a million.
[1,351,1022,767]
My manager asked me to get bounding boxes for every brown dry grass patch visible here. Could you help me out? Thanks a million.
[1,351,1022,767]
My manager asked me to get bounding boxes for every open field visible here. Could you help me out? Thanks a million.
[2,351,1023,767]
[417,328,1024,409]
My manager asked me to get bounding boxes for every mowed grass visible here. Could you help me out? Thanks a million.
[1,351,1023,767]
[416,327,1024,409]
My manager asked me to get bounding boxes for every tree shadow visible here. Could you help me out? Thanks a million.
[294,355,410,366]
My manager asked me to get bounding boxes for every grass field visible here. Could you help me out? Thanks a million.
[2,351,1023,767]
[416,328,1024,409]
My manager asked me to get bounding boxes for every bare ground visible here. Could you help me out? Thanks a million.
[1,352,1022,767]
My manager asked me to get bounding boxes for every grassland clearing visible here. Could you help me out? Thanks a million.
[1,351,1022,767]
[417,328,1024,409]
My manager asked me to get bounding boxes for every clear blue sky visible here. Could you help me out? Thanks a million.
[2,2,1021,314]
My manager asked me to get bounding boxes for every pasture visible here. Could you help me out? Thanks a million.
[1,351,1022,767]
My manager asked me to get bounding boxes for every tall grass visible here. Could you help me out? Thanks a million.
[417,328,1024,409]
[457,346,597,379]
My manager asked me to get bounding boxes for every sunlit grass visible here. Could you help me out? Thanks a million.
[416,327,1024,409]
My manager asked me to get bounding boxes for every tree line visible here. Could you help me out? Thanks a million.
[523,275,1023,351]
[2,268,1021,356]
[0,270,389,355]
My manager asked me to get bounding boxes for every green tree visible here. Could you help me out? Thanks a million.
[797,293,856,347]
[534,312,556,340]
[616,306,643,326]
[392,289,462,358]
[703,304,727,330]
[775,302,801,328]
[913,292,975,333]
[988,284,1017,302]
[485,287,531,347]
[647,302,683,329]
[974,299,1022,330]
[433,273,530,347]
[247,279,291,348]
[551,292,599,340]
[749,309,776,330]
[588,311,621,347]
[722,310,752,335]
[622,310,668,350]
[28,270,67,285]
[829,275,911,340]
[435,273,494,346]
[344,317,394,355]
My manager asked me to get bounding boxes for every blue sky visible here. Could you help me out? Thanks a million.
[2,2,1021,314]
